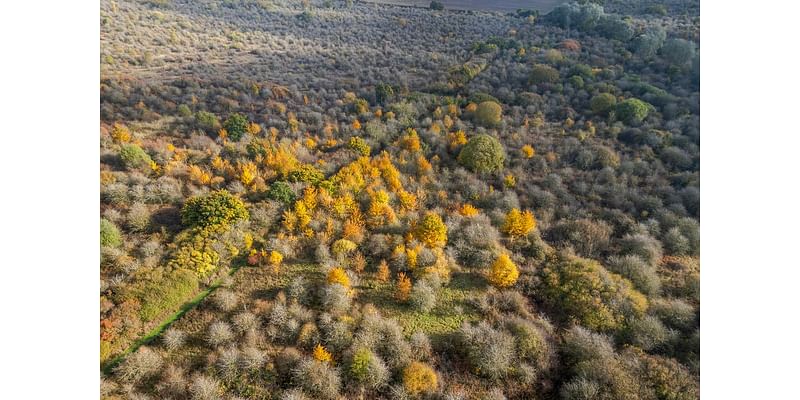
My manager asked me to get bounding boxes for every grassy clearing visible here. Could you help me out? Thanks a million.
[101,266,241,374]
[358,271,486,342]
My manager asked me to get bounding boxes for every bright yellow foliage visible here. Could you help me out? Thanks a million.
[327,267,351,288]
[521,144,535,158]
[416,155,432,175]
[313,344,332,363]
[302,187,318,212]
[398,128,421,152]
[503,174,516,188]
[489,253,520,288]
[188,165,212,185]
[502,208,536,240]
[238,161,258,186]
[247,122,262,135]
[100,170,116,185]
[395,272,412,302]
[402,362,438,396]
[332,239,358,257]
[413,213,448,248]
[111,123,132,143]
[377,260,390,282]
[397,190,418,212]
[459,203,479,217]
[269,250,283,267]
[447,130,467,151]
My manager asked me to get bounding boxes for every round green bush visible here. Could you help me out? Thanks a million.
[223,112,249,141]
[118,144,152,170]
[615,98,651,124]
[267,181,296,205]
[474,101,503,127]
[100,218,122,247]
[181,190,249,228]
[530,64,560,85]
[590,93,617,115]
[458,134,505,173]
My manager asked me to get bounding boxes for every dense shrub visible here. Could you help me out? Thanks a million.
[115,346,163,382]
[488,253,519,288]
[590,93,617,115]
[661,38,697,67]
[540,256,648,332]
[624,315,672,351]
[530,64,560,85]
[267,181,296,205]
[292,358,342,400]
[119,144,153,170]
[474,101,503,127]
[402,361,438,396]
[348,136,371,156]
[410,281,437,312]
[619,233,663,265]
[458,134,505,173]
[195,111,221,133]
[181,190,249,228]
[458,322,516,380]
[100,218,122,247]
[206,321,234,346]
[413,212,448,248]
[348,347,390,389]
[616,99,652,125]
[223,112,249,141]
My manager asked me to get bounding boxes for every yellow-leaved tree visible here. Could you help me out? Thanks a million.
[395,272,412,302]
[489,253,520,288]
[501,208,536,241]
[313,344,332,363]
[413,213,448,248]
[402,362,438,396]
[327,267,350,288]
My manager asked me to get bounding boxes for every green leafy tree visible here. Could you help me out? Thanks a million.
[348,136,371,156]
[590,93,617,115]
[661,38,697,67]
[375,83,395,105]
[540,256,648,332]
[530,64,560,85]
[267,181,296,205]
[458,134,505,173]
[616,98,652,124]
[195,111,220,133]
[118,144,153,170]
[223,113,249,141]
[287,163,325,185]
[181,190,249,228]
[474,101,503,127]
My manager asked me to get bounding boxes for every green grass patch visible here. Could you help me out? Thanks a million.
[101,266,239,374]
[357,271,486,342]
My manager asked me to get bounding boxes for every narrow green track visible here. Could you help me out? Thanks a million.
[101,266,241,375]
